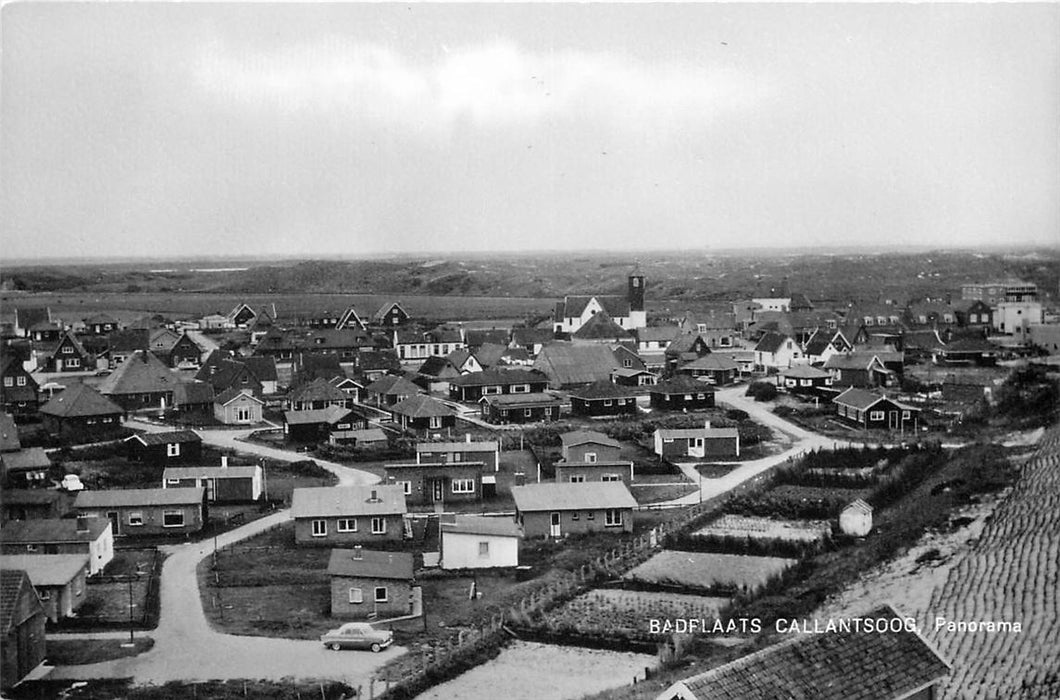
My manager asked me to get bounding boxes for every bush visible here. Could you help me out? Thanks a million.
[745,382,778,402]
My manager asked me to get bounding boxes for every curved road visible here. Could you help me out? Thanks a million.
[48,419,400,685]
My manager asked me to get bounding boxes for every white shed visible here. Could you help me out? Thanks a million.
[839,499,873,536]
[440,515,520,570]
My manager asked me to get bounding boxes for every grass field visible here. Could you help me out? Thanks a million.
[46,637,155,666]
[623,551,797,594]
[694,515,832,544]
[546,589,730,637]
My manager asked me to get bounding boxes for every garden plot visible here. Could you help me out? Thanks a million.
[694,514,831,544]
[547,589,730,635]
[414,641,655,700]
[623,551,796,594]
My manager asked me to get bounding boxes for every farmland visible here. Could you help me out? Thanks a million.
[693,515,831,544]
[544,589,730,639]
[622,551,797,595]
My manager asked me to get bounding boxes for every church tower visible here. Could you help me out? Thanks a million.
[628,266,647,329]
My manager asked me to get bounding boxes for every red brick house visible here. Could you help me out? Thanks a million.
[291,485,407,546]
[0,357,40,416]
[384,460,485,506]
[328,547,415,620]
[124,430,203,464]
[649,376,717,411]
[511,481,636,538]
[569,381,638,417]
[480,393,563,424]
[39,385,125,439]
[388,395,456,436]
[0,554,89,623]
[832,388,920,433]
[74,487,207,537]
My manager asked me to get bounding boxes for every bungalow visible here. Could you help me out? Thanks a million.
[1,490,72,524]
[96,350,180,411]
[569,381,638,418]
[162,462,264,502]
[415,356,461,393]
[480,393,563,424]
[124,430,203,464]
[440,515,521,570]
[390,396,455,434]
[0,569,46,690]
[778,364,834,394]
[329,375,366,403]
[0,356,40,416]
[213,388,264,425]
[39,385,125,439]
[340,428,389,449]
[554,460,633,485]
[40,331,94,373]
[937,337,1000,367]
[676,354,739,386]
[649,376,716,411]
[1,448,52,489]
[384,460,485,505]
[284,406,367,444]
[0,517,114,575]
[753,331,803,371]
[196,353,265,398]
[291,484,407,545]
[75,488,207,537]
[0,554,89,623]
[560,431,621,462]
[656,604,950,700]
[365,374,421,407]
[823,352,894,389]
[172,381,215,418]
[287,377,353,411]
[653,424,740,460]
[328,547,415,620]
[448,369,550,403]
[511,481,637,538]
[832,388,920,433]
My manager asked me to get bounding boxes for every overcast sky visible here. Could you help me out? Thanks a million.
[1,3,1058,260]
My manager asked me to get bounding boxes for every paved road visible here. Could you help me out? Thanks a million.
[658,387,848,506]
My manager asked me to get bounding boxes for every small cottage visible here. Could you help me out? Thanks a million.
[839,498,873,536]
[569,381,639,417]
[39,384,125,439]
[384,460,484,506]
[162,460,263,502]
[480,393,562,424]
[440,515,521,570]
[291,484,407,545]
[649,376,717,411]
[0,517,113,575]
[653,424,740,460]
[511,481,637,538]
[388,394,456,436]
[832,388,920,432]
[213,388,264,425]
[328,547,415,620]
[74,488,207,537]
[0,554,89,623]
[124,429,203,464]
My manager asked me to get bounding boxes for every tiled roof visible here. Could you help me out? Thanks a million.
[832,388,886,410]
[511,327,554,346]
[559,295,631,320]
[511,481,637,512]
[1,447,51,471]
[482,393,563,408]
[39,384,124,419]
[449,369,547,388]
[651,375,715,395]
[754,331,790,354]
[389,394,453,418]
[824,353,884,371]
[779,364,832,379]
[214,387,264,406]
[284,405,355,425]
[126,430,201,447]
[174,381,215,406]
[418,356,460,378]
[97,351,180,395]
[441,514,521,538]
[241,356,278,382]
[680,354,739,371]
[465,329,510,347]
[327,548,414,580]
[637,326,682,343]
[0,554,89,586]
[0,569,36,634]
[470,342,509,368]
[0,412,21,451]
[163,465,261,480]
[366,375,420,398]
[572,312,630,340]
[560,431,621,449]
[288,377,349,404]
[291,484,406,518]
[667,604,949,700]
[0,517,110,544]
[570,380,638,400]
[533,343,619,387]
[76,487,204,508]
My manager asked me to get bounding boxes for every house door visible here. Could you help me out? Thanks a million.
[107,511,119,536]
[432,479,444,502]
[204,478,215,501]
[889,411,899,430]
[550,512,561,538]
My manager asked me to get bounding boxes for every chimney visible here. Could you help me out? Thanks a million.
[221,455,228,468]
[466,433,472,443]
[369,489,379,502]
[76,516,89,533]
[704,420,711,430]
[352,545,363,560]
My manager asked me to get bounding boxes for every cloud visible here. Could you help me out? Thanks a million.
[193,39,767,134]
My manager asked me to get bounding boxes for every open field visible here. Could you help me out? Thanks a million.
[623,551,797,594]
[545,589,730,637]
[413,640,656,700]
[693,515,831,544]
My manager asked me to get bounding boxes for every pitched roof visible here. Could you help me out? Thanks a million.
[389,394,454,418]
[559,295,631,320]
[241,355,278,382]
[96,350,180,395]
[680,354,739,371]
[75,487,204,508]
[534,343,619,387]
[470,342,509,368]
[291,484,406,518]
[511,327,554,346]
[656,426,739,440]
[464,329,510,347]
[570,380,638,400]
[174,381,215,406]
[288,377,349,404]
[0,569,38,635]
[779,364,832,379]
[651,375,715,395]
[125,429,201,447]
[511,481,637,512]
[418,356,460,378]
[0,554,89,586]
[0,412,21,451]
[366,374,420,397]
[449,369,547,388]
[1,447,51,471]
[327,548,414,580]
[560,430,621,449]
[824,353,885,371]
[665,604,949,700]
[214,387,264,406]
[572,311,631,340]
[832,387,887,410]
[342,428,388,443]
[163,465,262,480]
[39,384,124,419]
[417,440,499,453]
[482,393,563,408]
[441,514,521,538]
[0,517,110,544]
[284,405,356,426]
[844,498,873,515]
[754,331,790,354]
[637,326,682,343]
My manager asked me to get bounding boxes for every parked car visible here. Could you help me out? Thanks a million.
[320,622,393,652]
[61,474,85,491]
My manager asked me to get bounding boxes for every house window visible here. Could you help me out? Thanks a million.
[586,511,594,520]
[429,416,442,429]
[236,407,252,422]
[603,399,613,407]
[482,386,502,395]
[602,474,621,482]
[572,511,580,520]
[68,358,80,367]
[167,478,182,485]
[167,443,181,457]
[162,510,185,528]
[524,408,533,417]
[349,587,363,604]
[623,358,632,368]
[371,517,386,534]
[902,410,911,420]
[2,377,11,387]
[399,481,412,495]
[128,512,144,526]
[869,411,884,422]
[337,518,358,533]
[604,509,623,527]
[452,479,475,494]
[451,452,462,462]
[374,586,388,603]
[512,384,530,393]
[478,541,490,557]
[569,475,585,483]
[311,519,327,537]
[25,544,38,552]
[62,345,73,354]
[585,452,597,463]
[38,590,51,600]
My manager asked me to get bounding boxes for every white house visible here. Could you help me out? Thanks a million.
[993,301,1044,342]
[753,331,804,371]
[440,515,520,570]
[839,499,873,536]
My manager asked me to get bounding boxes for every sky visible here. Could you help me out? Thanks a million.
[1,2,1058,260]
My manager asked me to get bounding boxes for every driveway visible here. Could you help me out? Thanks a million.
[48,510,405,685]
